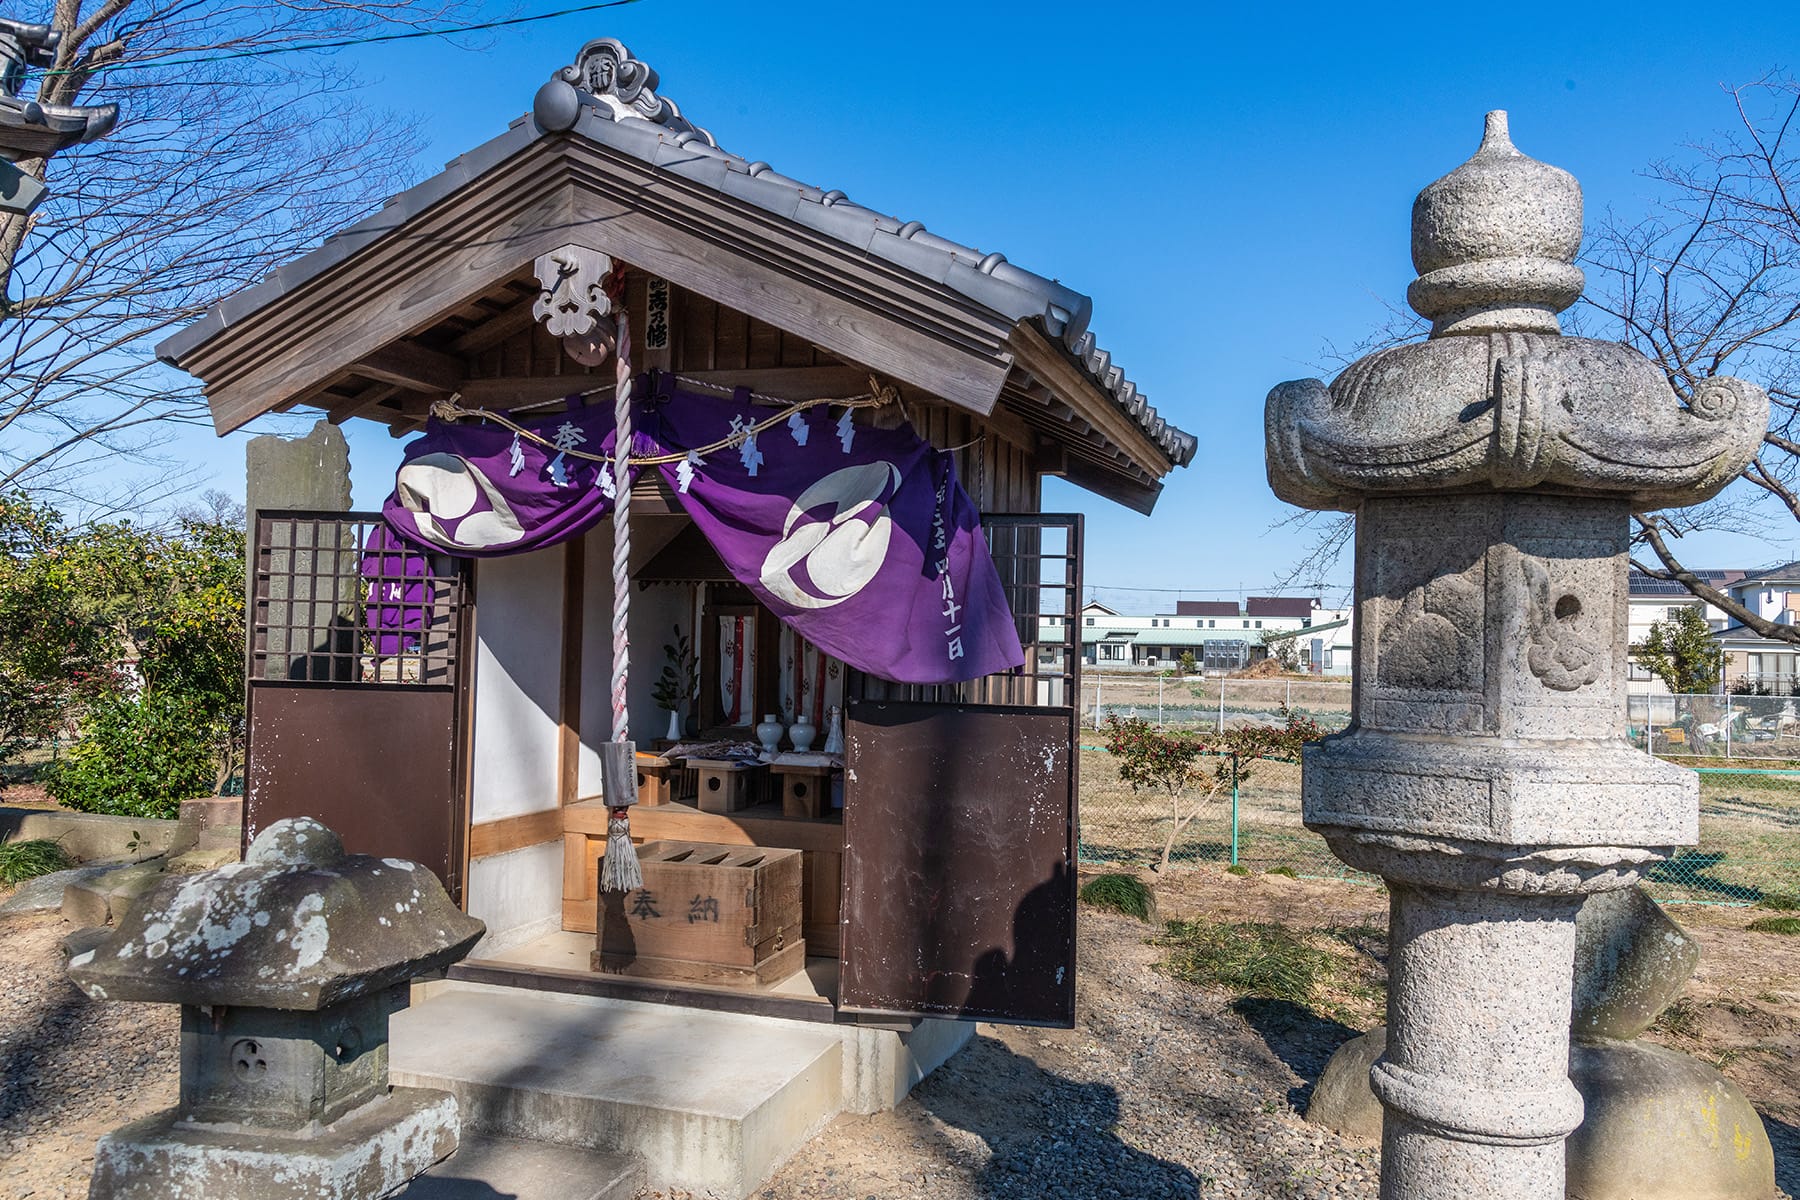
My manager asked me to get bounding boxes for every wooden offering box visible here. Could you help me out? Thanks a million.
[689,758,769,813]
[772,762,835,819]
[634,751,694,807]
[594,840,804,986]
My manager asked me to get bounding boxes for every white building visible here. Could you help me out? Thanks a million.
[1078,597,1354,675]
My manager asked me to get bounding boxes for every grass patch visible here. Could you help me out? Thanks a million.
[1757,891,1800,912]
[1653,997,1703,1038]
[1224,864,1250,876]
[1079,873,1155,922]
[1153,918,1340,1006]
[1265,865,1297,878]
[1746,915,1800,935]
[0,836,74,885]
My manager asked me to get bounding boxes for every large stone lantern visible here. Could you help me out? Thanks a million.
[1265,112,1767,1199]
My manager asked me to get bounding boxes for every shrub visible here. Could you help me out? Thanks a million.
[1079,873,1155,922]
[0,836,73,885]
[45,691,218,819]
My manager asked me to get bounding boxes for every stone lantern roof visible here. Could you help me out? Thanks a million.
[1266,111,1769,513]
[69,818,485,1011]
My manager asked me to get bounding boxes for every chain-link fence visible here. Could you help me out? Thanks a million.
[1077,671,1800,904]
[1085,669,1352,735]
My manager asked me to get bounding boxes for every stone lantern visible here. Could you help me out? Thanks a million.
[68,817,485,1200]
[1264,112,1767,1199]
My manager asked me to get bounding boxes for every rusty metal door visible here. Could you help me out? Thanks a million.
[839,701,1077,1026]
[837,513,1083,1026]
[246,512,469,900]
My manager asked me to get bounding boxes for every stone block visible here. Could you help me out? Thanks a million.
[1566,1038,1775,1200]
[1305,1026,1386,1142]
[62,860,167,927]
[166,845,241,875]
[0,863,115,917]
[1307,1028,1776,1200]
[1573,886,1700,1041]
[86,1086,458,1200]
[0,805,180,863]
[178,987,402,1130]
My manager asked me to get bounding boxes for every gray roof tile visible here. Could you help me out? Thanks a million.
[156,39,1195,469]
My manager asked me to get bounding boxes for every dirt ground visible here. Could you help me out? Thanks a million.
[1,870,1793,1199]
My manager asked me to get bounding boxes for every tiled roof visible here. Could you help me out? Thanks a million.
[1175,600,1239,617]
[1735,561,1800,587]
[1246,596,1318,618]
[158,38,1195,469]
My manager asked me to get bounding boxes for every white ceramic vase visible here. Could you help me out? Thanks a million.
[665,708,682,742]
[822,705,844,755]
[755,713,784,756]
[789,714,817,752]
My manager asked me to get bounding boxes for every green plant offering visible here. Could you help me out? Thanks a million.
[652,625,699,714]
[1079,873,1154,921]
[1746,916,1800,935]
[1154,918,1338,1006]
[0,836,73,885]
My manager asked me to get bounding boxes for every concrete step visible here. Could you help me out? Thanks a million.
[390,980,844,1200]
[392,1134,642,1200]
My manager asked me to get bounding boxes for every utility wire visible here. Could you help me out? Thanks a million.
[38,0,645,78]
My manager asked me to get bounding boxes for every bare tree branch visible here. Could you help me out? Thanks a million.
[0,0,483,510]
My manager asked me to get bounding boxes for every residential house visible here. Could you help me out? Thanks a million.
[1079,596,1353,674]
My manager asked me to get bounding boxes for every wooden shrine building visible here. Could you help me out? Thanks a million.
[159,38,1193,1033]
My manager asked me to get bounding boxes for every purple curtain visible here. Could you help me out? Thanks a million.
[360,524,433,657]
[382,376,1023,686]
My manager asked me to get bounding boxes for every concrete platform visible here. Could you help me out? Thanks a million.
[391,981,845,1199]
[393,1134,642,1200]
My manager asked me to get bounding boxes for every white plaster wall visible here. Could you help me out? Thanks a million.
[470,548,565,823]
[577,517,690,797]
[467,840,564,954]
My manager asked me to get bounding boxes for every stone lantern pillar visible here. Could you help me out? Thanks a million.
[1264,112,1767,1200]
[67,817,486,1200]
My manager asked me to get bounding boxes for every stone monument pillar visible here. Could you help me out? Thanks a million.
[1264,112,1768,1199]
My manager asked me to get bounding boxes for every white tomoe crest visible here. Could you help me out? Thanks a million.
[395,453,526,551]
[758,462,903,611]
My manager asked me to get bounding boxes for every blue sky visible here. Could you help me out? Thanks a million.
[165,1,1800,609]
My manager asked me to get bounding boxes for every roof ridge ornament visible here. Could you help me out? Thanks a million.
[532,37,718,149]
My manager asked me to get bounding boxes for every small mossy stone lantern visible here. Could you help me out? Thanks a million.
[68,817,485,1200]
[1264,112,1768,1200]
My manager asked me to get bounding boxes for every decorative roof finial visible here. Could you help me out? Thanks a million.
[532,38,718,150]
[1407,111,1584,337]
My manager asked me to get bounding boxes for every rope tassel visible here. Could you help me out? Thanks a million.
[600,807,642,893]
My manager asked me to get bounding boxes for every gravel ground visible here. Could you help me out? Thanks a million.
[0,912,178,1200]
[742,897,1382,1200]
[4,869,1791,1200]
